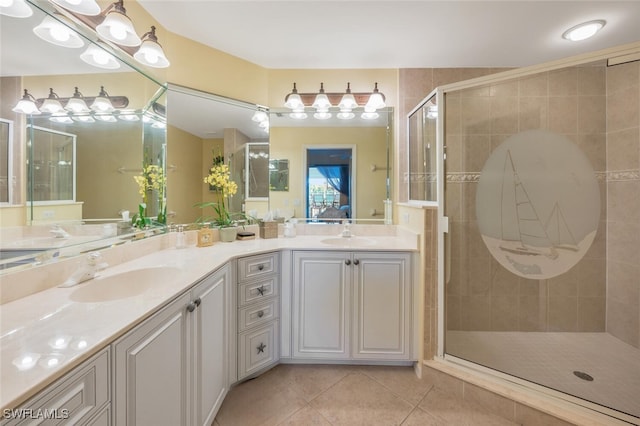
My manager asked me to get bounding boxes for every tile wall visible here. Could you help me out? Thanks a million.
[606,60,640,348]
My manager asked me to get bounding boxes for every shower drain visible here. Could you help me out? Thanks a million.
[573,371,594,381]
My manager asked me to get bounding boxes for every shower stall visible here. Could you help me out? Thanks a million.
[436,52,640,423]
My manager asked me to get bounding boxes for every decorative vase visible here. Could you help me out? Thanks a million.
[219,226,238,242]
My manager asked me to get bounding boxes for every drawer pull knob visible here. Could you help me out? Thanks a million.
[194,297,202,307]
[257,285,266,296]
[257,310,264,318]
[258,264,265,271]
[186,302,196,313]
[257,342,266,354]
[353,259,360,265]
[345,259,351,265]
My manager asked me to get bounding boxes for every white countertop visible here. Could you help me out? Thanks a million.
[0,232,417,411]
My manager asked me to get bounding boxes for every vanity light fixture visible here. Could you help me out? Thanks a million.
[284,82,387,120]
[96,0,141,47]
[33,13,84,48]
[311,83,332,111]
[39,88,65,114]
[50,0,100,16]
[90,86,114,112]
[12,89,40,114]
[65,87,90,113]
[562,20,606,41]
[364,82,386,110]
[0,0,32,18]
[284,83,304,110]
[338,83,358,111]
[361,107,379,120]
[133,26,170,68]
[80,42,121,69]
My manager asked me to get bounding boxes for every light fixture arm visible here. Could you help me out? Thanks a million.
[140,26,159,43]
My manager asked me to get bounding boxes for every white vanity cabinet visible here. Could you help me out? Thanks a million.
[236,252,280,380]
[112,264,231,426]
[1,348,110,426]
[292,251,412,361]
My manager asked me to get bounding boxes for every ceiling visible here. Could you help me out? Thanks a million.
[137,0,640,69]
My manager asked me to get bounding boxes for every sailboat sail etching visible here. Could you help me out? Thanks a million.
[498,150,579,260]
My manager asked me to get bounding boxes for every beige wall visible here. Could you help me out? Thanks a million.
[166,126,210,224]
[606,60,640,348]
[269,126,387,220]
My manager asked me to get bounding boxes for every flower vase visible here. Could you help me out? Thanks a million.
[219,226,238,242]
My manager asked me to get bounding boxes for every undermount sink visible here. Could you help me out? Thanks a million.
[320,237,376,247]
[69,267,181,303]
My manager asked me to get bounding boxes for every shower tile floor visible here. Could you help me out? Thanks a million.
[446,331,640,420]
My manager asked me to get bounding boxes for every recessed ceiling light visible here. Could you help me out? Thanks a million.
[562,20,606,42]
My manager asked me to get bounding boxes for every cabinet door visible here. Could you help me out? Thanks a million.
[113,293,190,426]
[352,252,411,360]
[292,251,350,359]
[191,265,230,426]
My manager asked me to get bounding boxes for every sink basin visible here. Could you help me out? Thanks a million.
[320,237,376,247]
[70,267,181,303]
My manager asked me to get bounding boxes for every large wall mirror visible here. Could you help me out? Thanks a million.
[164,84,269,225]
[0,0,166,271]
[269,108,392,223]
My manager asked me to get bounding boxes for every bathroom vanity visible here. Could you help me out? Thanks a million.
[0,227,418,425]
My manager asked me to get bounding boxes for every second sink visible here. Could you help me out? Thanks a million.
[70,267,181,303]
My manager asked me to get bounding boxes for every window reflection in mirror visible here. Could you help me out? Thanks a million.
[408,91,437,203]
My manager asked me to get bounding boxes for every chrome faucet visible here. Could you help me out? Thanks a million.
[341,220,352,238]
[50,224,70,239]
[59,251,108,287]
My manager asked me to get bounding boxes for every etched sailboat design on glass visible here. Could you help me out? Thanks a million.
[499,150,559,259]
[476,129,600,279]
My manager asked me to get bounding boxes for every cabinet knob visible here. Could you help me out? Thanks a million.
[194,297,201,307]
[345,259,351,265]
[258,264,265,271]
[257,285,266,296]
[257,342,266,354]
[186,302,196,313]
[353,259,360,265]
[257,310,264,318]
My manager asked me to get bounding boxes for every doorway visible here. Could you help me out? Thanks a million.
[305,147,354,220]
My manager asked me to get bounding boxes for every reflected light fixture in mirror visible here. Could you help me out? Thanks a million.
[65,87,90,113]
[12,89,40,114]
[95,0,141,47]
[0,0,32,17]
[33,12,84,48]
[90,86,115,112]
[50,0,100,16]
[39,88,65,114]
[80,42,121,69]
[133,26,170,68]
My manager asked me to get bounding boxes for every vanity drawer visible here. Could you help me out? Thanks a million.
[2,348,110,426]
[238,277,279,306]
[238,298,279,332]
[238,321,279,380]
[237,252,279,282]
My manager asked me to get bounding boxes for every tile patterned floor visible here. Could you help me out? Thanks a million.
[213,364,518,426]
